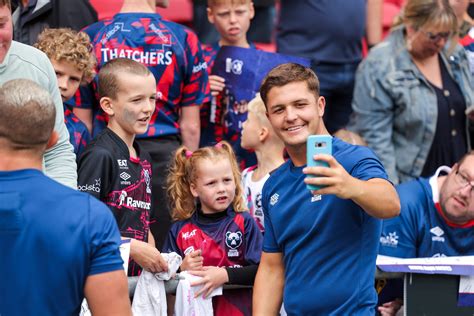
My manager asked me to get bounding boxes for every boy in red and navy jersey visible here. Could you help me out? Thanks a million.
[74,0,210,249]
[199,0,258,169]
[78,58,168,277]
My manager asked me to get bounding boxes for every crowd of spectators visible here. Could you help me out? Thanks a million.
[1,0,473,315]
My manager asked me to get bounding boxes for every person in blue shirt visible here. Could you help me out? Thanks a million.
[378,151,474,315]
[252,63,400,315]
[0,79,131,316]
[380,151,474,258]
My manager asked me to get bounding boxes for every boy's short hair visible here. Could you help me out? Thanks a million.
[98,58,152,99]
[0,0,11,10]
[247,94,271,128]
[260,63,320,107]
[207,0,250,7]
[34,28,96,84]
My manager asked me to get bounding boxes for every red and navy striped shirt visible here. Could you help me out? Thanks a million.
[74,13,209,138]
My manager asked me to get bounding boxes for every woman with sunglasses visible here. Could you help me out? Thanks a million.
[349,0,474,185]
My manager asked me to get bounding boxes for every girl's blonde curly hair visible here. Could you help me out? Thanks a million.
[167,141,247,221]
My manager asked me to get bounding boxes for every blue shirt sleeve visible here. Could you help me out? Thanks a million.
[87,196,124,275]
[261,182,281,253]
[350,147,389,182]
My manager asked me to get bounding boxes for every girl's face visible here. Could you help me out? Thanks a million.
[190,157,236,214]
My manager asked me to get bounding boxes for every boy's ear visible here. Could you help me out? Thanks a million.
[249,1,255,20]
[259,126,269,142]
[100,97,115,117]
[207,7,215,24]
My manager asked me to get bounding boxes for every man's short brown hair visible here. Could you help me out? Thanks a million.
[0,0,11,10]
[457,150,474,169]
[98,58,152,99]
[259,63,320,108]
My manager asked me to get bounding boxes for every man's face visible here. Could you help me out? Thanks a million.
[440,155,474,225]
[0,5,13,64]
[265,81,325,150]
[207,2,254,47]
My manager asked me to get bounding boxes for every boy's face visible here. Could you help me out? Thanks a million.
[51,59,83,102]
[207,1,254,47]
[241,111,261,150]
[105,73,157,138]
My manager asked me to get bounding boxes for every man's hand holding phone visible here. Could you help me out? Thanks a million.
[303,154,360,199]
[304,135,360,199]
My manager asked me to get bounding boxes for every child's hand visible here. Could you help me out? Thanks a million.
[209,75,225,96]
[190,266,229,298]
[377,299,403,316]
[130,239,168,273]
[181,249,203,271]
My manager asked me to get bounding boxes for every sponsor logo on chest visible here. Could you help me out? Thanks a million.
[117,190,150,209]
[380,231,399,247]
[430,226,445,242]
[182,229,197,241]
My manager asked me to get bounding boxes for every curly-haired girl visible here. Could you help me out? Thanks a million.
[164,141,262,316]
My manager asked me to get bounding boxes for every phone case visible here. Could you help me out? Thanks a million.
[306,135,333,190]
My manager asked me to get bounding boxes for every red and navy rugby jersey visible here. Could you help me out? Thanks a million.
[78,128,153,276]
[75,13,209,138]
[63,101,91,159]
[164,207,263,316]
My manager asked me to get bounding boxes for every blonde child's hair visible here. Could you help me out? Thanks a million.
[247,93,271,128]
[34,28,96,84]
[167,141,247,221]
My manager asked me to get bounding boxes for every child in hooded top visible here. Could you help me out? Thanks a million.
[164,141,263,316]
